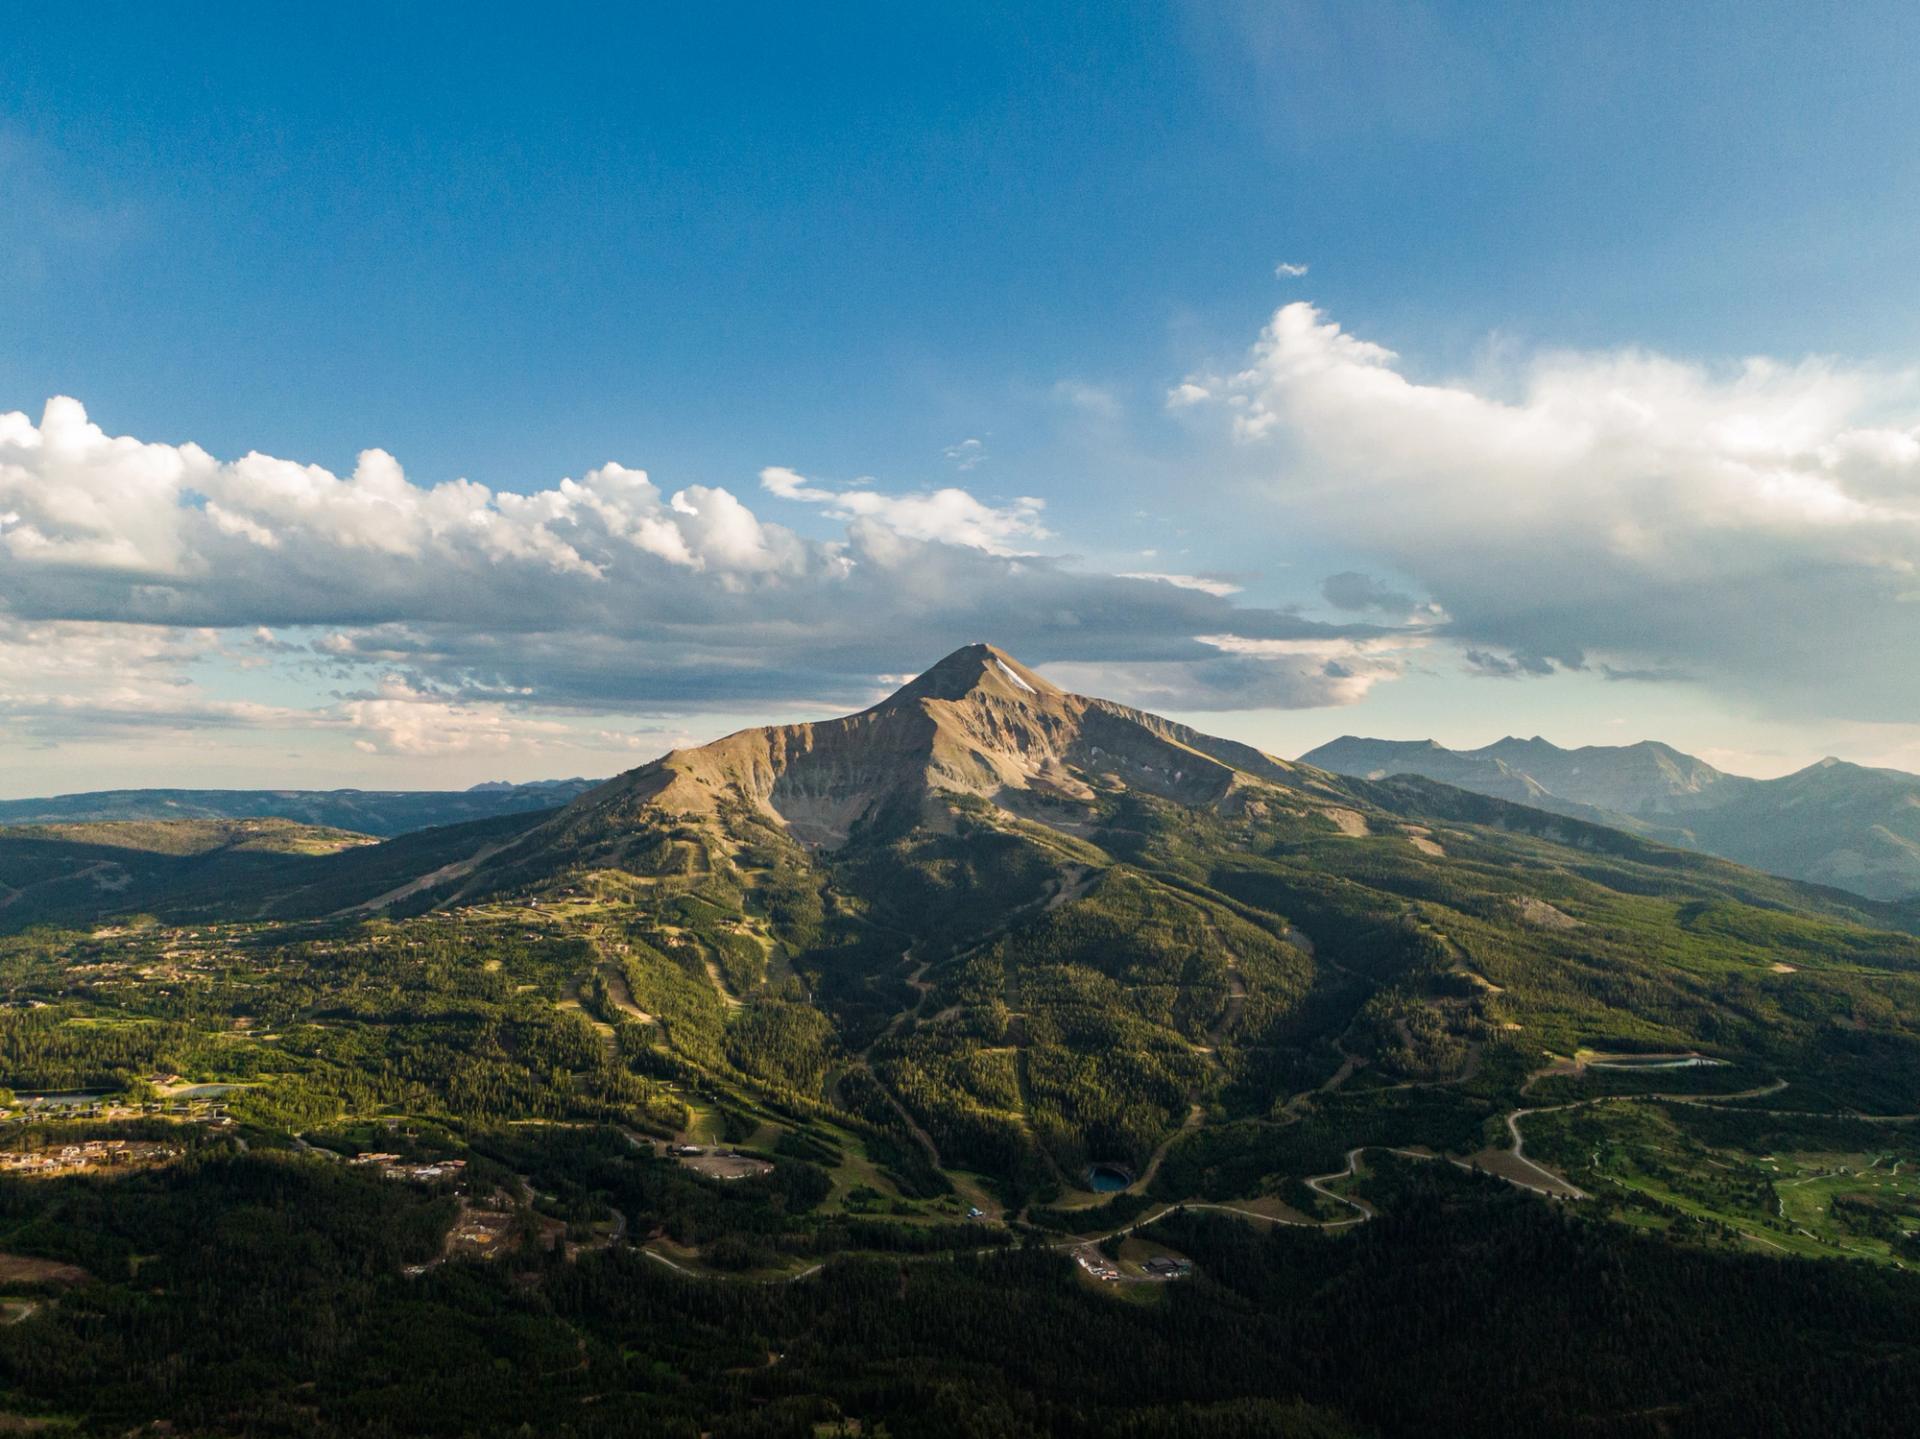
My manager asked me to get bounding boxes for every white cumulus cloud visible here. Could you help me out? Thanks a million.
[759,466,1047,554]
[0,394,1416,783]
[1176,302,1920,720]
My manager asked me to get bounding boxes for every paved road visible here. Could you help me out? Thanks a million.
[1502,1109,1590,1200]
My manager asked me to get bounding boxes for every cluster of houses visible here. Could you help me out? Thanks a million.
[349,1152,468,1184]
[3,1093,232,1127]
[1071,1244,1193,1283]
[1073,1245,1122,1282]
[0,1139,178,1177]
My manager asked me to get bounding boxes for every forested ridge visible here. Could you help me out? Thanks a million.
[3,1154,1917,1436]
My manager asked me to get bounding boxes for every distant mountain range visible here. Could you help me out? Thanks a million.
[0,778,598,838]
[1302,735,1920,900]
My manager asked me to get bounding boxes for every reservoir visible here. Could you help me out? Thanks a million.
[1086,1163,1132,1193]
[1586,1054,1726,1070]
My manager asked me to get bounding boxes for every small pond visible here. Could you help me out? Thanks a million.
[1086,1163,1133,1193]
[1586,1054,1727,1070]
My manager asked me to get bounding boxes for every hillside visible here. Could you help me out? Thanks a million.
[1304,734,1920,900]
[1689,757,1920,901]
[0,778,597,837]
[0,818,378,930]
[7,645,1920,1434]
[338,643,1920,1189]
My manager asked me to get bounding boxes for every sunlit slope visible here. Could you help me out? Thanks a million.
[13,645,1920,1208]
[0,779,596,835]
[362,645,1920,1204]
[0,818,375,929]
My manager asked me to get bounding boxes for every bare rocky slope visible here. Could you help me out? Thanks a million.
[535,642,1357,852]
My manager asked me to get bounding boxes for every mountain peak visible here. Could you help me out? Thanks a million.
[886,643,1060,705]
[1480,735,1568,758]
[567,641,1321,850]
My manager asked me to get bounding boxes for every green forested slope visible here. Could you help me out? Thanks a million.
[5,649,1920,1433]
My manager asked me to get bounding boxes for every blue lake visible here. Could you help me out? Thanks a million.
[1086,1164,1132,1193]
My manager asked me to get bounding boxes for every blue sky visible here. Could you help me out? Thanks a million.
[5,2,1920,793]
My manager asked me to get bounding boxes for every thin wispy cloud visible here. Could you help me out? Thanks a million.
[1120,571,1244,598]
[943,437,985,470]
